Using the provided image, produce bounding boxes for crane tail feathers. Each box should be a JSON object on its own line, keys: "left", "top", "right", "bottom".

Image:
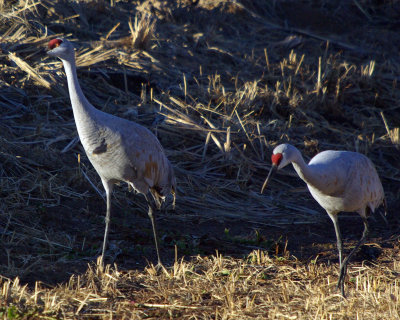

{"left": 149, "top": 184, "right": 176, "bottom": 210}
{"left": 383, "top": 197, "right": 388, "bottom": 216}
{"left": 377, "top": 197, "right": 389, "bottom": 226}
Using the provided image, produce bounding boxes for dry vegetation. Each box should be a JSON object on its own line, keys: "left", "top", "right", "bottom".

{"left": 0, "top": 0, "right": 400, "bottom": 319}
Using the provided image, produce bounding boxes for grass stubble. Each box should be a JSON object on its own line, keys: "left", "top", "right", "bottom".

{"left": 0, "top": 0, "right": 400, "bottom": 318}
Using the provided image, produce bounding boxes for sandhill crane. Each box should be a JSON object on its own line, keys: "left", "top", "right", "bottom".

{"left": 261, "top": 143, "right": 386, "bottom": 297}
{"left": 47, "top": 38, "right": 176, "bottom": 267}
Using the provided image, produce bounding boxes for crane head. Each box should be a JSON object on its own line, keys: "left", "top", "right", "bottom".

{"left": 260, "top": 152, "right": 282, "bottom": 193}
{"left": 260, "top": 144, "right": 297, "bottom": 194}
{"left": 271, "top": 153, "right": 283, "bottom": 166}
{"left": 47, "top": 38, "right": 74, "bottom": 61}
{"left": 48, "top": 38, "right": 63, "bottom": 50}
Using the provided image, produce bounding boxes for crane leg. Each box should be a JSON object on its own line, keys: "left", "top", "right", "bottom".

{"left": 100, "top": 180, "right": 114, "bottom": 267}
{"left": 337, "top": 217, "right": 369, "bottom": 297}
{"left": 145, "top": 192, "right": 162, "bottom": 267}
{"left": 328, "top": 213, "right": 343, "bottom": 266}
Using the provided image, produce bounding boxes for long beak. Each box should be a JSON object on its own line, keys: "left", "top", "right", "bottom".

{"left": 260, "top": 164, "right": 278, "bottom": 194}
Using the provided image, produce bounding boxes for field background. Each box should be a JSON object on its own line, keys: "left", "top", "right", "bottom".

{"left": 1, "top": 0, "right": 400, "bottom": 319}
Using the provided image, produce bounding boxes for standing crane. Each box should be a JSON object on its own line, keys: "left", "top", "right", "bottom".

{"left": 261, "top": 143, "right": 386, "bottom": 297}
{"left": 47, "top": 38, "right": 176, "bottom": 267}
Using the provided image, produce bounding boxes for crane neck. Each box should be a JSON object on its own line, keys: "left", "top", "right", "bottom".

{"left": 61, "top": 56, "right": 98, "bottom": 122}
{"left": 291, "top": 154, "right": 322, "bottom": 189}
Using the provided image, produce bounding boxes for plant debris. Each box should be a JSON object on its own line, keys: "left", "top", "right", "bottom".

{"left": 1, "top": 0, "right": 400, "bottom": 318}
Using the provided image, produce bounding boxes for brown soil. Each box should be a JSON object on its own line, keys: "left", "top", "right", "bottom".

{"left": 1, "top": 0, "right": 399, "bottom": 293}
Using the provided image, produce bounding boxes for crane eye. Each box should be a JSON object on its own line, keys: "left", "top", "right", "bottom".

{"left": 48, "top": 39, "right": 63, "bottom": 50}
{"left": 271, "top": 153, "right": 283, "bottom": 165}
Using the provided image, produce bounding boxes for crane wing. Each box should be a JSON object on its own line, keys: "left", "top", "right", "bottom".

{"left": 307, "top": 151, "right": 350, "bottom": 197}
{"left": 119, "top": 121, "right": 175, "bottom": 198}
{"left": 308, "top": 150, "right": 384, "bottom": 213}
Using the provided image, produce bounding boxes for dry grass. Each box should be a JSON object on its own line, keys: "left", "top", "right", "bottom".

{"left": 1, "top": 251, "right": 400, "bottom": 319}
{"left": 1, "top": 0, "right": 400, "bottom": 318}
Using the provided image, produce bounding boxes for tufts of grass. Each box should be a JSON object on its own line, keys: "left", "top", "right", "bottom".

{"left": 0, "top": 0, "right": 400, "bottom": 318}
{"left": 1, "top": 250, "right": 400, "bottom": 318}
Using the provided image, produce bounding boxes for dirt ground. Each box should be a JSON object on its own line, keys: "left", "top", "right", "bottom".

{"left": 9, "top": 177, "right": 400, "bottom": 288}
{"left": 1, "top": 0, "right": 400, "bottom": 295}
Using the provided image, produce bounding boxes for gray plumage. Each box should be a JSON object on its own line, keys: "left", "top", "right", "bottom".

{"left": 47, "top": 38, "right": 176, "bottom": 266}
{"left": 261, "top": 143, "right": 386, "bottom": 297}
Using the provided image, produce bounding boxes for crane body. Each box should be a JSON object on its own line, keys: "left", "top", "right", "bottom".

{"left": 47, "top": 38, "right": 176, "bottom": 266}
{"left": 261, "top": 143, "right": 385, "bottom": 297}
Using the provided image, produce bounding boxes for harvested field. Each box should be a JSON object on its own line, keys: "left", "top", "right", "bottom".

{"left": 1, "top": 0, "right": 400, "bottom": 318}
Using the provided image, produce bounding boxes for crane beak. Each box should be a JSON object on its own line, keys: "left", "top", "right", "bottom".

{"left": 260, "top": 164, "right": 277, "bottom": 194}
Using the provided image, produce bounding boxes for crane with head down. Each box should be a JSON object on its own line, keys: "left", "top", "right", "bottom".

{"left": 261, "top": 143, "right": 386, "bottom": 297}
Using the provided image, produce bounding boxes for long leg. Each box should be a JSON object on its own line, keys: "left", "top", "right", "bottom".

{"left": 100, "top": 179, "right": 114, "bottom": 267}
{"left": 337, "top": 217, "right": 369, "bottom": 297}
{"left": 145, "top": 192, "right": 162, "bottom": 266}
{"left": 327, "top": 212, "right": 343, "bottom": 267}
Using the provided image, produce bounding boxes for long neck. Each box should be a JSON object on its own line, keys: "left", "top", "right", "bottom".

{"left": 61, "top": 56, "right": 98, "bottom": 126}
{"left": 291, "top": 154, "right": 323, "bottom": 189}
